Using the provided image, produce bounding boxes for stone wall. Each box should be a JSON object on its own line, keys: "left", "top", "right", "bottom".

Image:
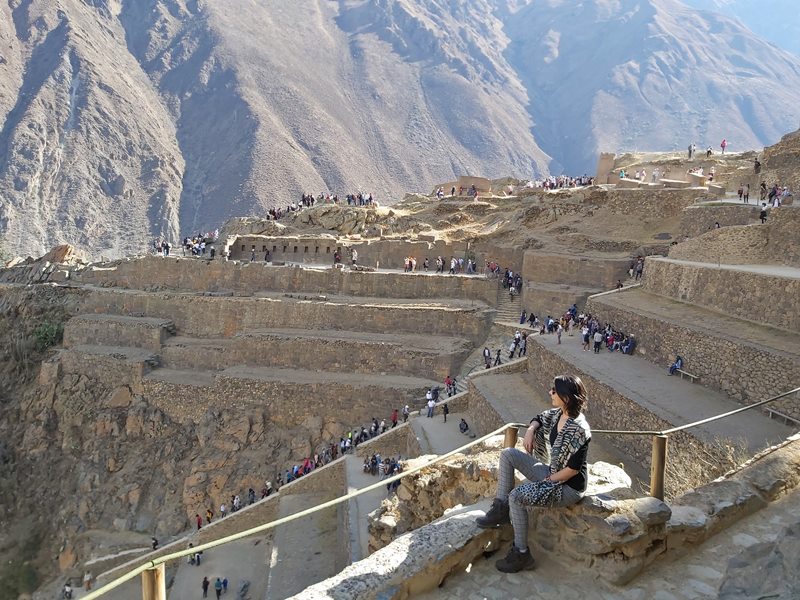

{"left": 526, "top": 340, "right": 731, "bottom": 499}
{"left": 466, "top": 358, "right": 530, "bottom": 436}
{"left": 60, "top": 348, "right": 152, "bottom": 388}
{"left": 142, "top": 371, "right": 433, "bottom": 426}
{"left": 601, "top": 188, "right": 704, "bottom": 221}
{"left": 678, "top": 204, "right": 760, "bottom": 239}
{"left": 669, "top": 206, "right": 800, "bottom": 267}
{"left": 522, "top": 251, "right": 630, "bottom": 289}
{"left": 159, "top": 331, "right": 470, "bottom": 381}
{"left": 77, "top": 288, "right": 493, "bottom": 343}
{"left": 521, "top": 284, "right": 597, "bottom": 317}
{"left": 586, "top": 295, "right": 800, "bottom": 418}
{"left": 642, "top": 257, "right": 800, "bottom": 332}
{"left": 63, "top": 315, "right": 172, "bottom": 352}
{"left": 76, "top": 256, "right": 500, "bottom": 305}
{"left": 354, "top": 423, "right": 419, "bottom": 460}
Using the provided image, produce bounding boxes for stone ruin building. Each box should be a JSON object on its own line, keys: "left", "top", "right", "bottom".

{"left": 0, "top": 130, "right": 798, "bottom": 599}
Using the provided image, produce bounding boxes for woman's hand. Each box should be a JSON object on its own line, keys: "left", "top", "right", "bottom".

{"left": 523, "top": 423, "right": 539, "bottom": 454}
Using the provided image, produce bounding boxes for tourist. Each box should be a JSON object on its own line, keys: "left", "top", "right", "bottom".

{"left": 403, "top": 405, "right": 410, "bottom": 423}
{"left": 483, "top": 346, "right": 492, "bottom": 368}
{"left": 744, "top": 183, "right": 750, "bottom": 203}
{"left": 494, "top": 349, "right": 502, "bottom": 366}
{"left": 214, "top": 577, "right": 223, "bottom": 599}
{"left": 63, "top": 582, "right": 73, "bottom": 599}
{"left": 205, "top": 508, "right": 213, "bottom": 523}
{"left": 220, "top": 502, "right": 227, "bottom": 518}
{"left": 151, "top": 537, "right": 159, "bottom": 550}
{"left": 621, "top": 335, "right": 636, "bottom": 355}
{"left": 760, "top": 203, "right": 768, "bottom": 224}
{"left": 476, "top": 375, "right": 591, "bottom": 573}
{"left": 668, "top": 355, "right": 684, "bottom": 375}
{"left": 202, "top": 577, "right": 210, "bottom": 598}
{"left": 391, "top": 408, "right": 398, "bottom": 428}
{"left": 442, "top": 402, "right": 449, "bottom": 423}
{"left": 592, "top": 330, "right": 603, "bottom": 353}
{"left": 83, "top": 571, "right": 92, "bottom": 592}
{"left": 427, "top": 395, "right": 436, "bottom": 418}
{"left": 222, "top": 578, "right": 228, "bottom": 594}
{"left": 616, "top": 280, "right": 623, "bottom": 290}
{"left": 195, "top": 513, "right": 202, "bottom": 530}
{"left": 459, "top": 418, "right": 470, "bottom": 435}
{"left": 720, "top": 138, "right": 727, "bottom": 154}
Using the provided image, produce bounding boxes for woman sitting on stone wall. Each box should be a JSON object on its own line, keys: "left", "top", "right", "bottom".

{"left": 476, "top": 374, "right": 592, "bottom": 573}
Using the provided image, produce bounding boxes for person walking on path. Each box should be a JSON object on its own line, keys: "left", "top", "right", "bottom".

{"left": 720, "top": 138, "right": 727, "bottom": 154}
{"left": 427, "top": 397, "right": 436, "bottom": 418}
{"left": 443, "top": 402, "right": 450, "bottom": 423}
{"left": 476, "top": 375, "right": 592, "bottom": 573}
{"left": 202, "top": 577, "right": 210, "bottom": 598}
{"left": 494, "top": 349, "right": 502, "bottom": 366}
{"left": 196, "top": 513, "right": 202, "bottom": 530}
{"left": 214, "top": 577, "right": 223, "bottom": 599}
{"left": 483, "top": 346, "right": 492, "bottom": 369}
{"left": 222, "top": 578, "right": 228, "bottom": 594}
{"left": 402, "top": 405, "right": 410, "bottom": 423}
{"left": 83, "top": 572, "right": 93, "bottom": 592}
{"left": 206, "top": 508, "right": 213, "bottom": 524}
{"left": 391, "top": 408, "right": 398, "bottom": 428}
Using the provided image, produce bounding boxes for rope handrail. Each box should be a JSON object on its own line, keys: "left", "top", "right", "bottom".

{"left": 591, "top": 386, "right": 799, "bottom": 437}
{"left": 82, "top": 421, "right": 527, "bottom": 600}
{"left": 82, "top": 386, "right": 798, "bottom": 598}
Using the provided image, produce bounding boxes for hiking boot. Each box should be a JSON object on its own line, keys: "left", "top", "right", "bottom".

{"left": 476, "top": 498, "right": 510, "bottom": 528}
{"left": 495, "top": 545, "right": 535, "bottom": 573}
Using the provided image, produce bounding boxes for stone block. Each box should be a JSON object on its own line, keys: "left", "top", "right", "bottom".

{"left": 292, "top": 504, "right": 503, "bottom": 600}
{"left": 674, "top": 479, "right": 768, "bottom": 537}
{"left": 660, "top": 178, "right": 692, "bottom": 189}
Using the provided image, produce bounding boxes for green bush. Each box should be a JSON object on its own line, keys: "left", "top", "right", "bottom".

{"left": 33, "top": 321, "right": 64, "bottom": 352}
{"left": 0, "top": 561, "right": 39, "bottom": 597}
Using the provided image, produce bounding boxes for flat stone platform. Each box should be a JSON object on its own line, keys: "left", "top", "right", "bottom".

{"left": 532, "top": 335, "right": 794, "bottom": 452}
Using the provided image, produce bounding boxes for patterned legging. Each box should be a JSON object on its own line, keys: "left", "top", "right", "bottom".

{"left": 495, "top": 448, "right": 582, "bottom": 550}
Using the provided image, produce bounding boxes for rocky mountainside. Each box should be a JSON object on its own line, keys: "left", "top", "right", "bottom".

{"left": 2, "top": 0, "right": 800, "bottom": 258}
{"left": 683, "top": 0, "right": 800, "bottom": 56}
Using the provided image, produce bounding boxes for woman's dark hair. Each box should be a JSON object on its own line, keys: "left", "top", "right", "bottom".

{"left": 553, "top": 375, "right": 587, "bottom": 418}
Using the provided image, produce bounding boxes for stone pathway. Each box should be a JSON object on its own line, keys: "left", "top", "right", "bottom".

{"left": 653, "top": 256, "right": 800, "bottom": 280}
{"left": 265, "top": 492, "right": 340, "bottom": 599}
{"left": 416, "top": 487, "right": 800, "bottom": 600}
{"left": 345, "top": 455, "right": 389, "bottom": 562}
{"left": 169, "top": 536, "right": 270, "bottom": 600}
{"left": 533, "top": 335, "right": 794, "bottom": 452}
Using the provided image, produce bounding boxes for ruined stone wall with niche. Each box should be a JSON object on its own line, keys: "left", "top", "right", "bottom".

{"left": 75, "top": 256, "right": 500, "bottom": 306}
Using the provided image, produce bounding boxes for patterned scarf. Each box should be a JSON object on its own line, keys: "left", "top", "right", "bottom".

{"left": 527, "top": 408, "right": 592, "bottom": 506}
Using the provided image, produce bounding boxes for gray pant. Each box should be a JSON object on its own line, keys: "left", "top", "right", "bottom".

{"left": 495, "top": 448, "right": 582, "bottom": 550}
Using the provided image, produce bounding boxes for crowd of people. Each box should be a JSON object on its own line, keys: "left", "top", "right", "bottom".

{"left": 399, "top": 255, "right": 478, "bottom": 274}
{"left": 530, "top": 174, "right": 595, "bottom": 189}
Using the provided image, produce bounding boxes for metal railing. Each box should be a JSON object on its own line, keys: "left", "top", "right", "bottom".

{"left": 84, "top": 386, "right": 798, "bottom": 599}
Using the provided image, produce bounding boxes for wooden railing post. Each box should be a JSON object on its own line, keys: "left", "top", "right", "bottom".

{"left": 141, "top": 564, "right": 166, "bottom": 600}
{"left": 504, "top": 426, "right": 518, "bottom": 448}
{"left": 650, "top": 434, "right": 668, "bottom": 501}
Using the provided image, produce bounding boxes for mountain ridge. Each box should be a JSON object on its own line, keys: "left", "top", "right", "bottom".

{"left": 1, "top": 0, "right": 800, "bottom": 257}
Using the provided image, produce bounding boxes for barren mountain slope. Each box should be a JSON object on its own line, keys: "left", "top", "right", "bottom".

{"left": 3, "top": 0, "right": 800, "bottom": 259}
{"left": 496, "top": 0, "right": 800, "bottom": 172}
{"left": 0, "top": 0, "right": 184, "bottom": 258}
